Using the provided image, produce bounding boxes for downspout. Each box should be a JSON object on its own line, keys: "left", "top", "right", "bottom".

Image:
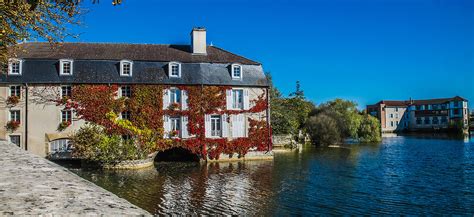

{"left": 24, "top": 83, "right": 28, "bottom": 151}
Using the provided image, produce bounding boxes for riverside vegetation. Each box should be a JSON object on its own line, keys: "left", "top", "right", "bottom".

{"left": 268, "top": 73, "right": 381, "bottom": 146}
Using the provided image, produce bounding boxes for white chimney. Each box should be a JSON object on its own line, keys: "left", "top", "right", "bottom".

{"left": 191, "top": 27, "right": 207, "bottom": 55}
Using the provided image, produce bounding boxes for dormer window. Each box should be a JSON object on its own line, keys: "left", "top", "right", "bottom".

{"left": 169, "top": 62, "right": 181, "bottom": 78}
{"left": 231, "top": 64, "right": 242, "bottom": 80}
{"left": 8, "top": 58, "right": 22, "bottom": 75}
{"left": 120, "top": 60, "right": 133, "bottom": 77}
{"left": 60, "top": 59, "right": 73, "bottom": 76}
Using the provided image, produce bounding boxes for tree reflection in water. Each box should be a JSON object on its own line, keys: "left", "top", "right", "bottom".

{"left": 73, "top": 160, "right": 274, "bottom": 215}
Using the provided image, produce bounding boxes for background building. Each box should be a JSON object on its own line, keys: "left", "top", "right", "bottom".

{"left": 367, "top": 96, "right": 469, "bottom": 133}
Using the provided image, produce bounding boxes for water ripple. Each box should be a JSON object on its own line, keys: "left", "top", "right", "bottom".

{"left": 71, "top": 135, "right": 474, "bottom": 215}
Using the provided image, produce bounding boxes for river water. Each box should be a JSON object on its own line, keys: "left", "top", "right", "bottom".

{"left": 70, "top": 135, "right": 474, "bottom": 215}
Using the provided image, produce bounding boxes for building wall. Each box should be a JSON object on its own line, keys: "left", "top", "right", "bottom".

{"left": 382, "top": 106, "right": 408, "bottom": 132}
{"left": 0, "top": 84, "right": 268, "bottom": 157}
{"left": 408, "top": 101, "right": 468, "bottom": 130}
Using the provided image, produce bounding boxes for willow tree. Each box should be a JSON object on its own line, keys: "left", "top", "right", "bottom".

{"left": 0, "top": 0, "right": 122, "bottom": 65}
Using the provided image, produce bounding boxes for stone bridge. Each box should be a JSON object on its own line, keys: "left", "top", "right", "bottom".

{"left": 0, "top": 141, "right": 150, "bottom": 215}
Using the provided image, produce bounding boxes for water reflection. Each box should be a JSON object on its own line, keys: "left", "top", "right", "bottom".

{"left": 73, "top": 161, "right": 274, "bottom": 215}
{"left": 71, "top": 135, "right": 474, "bottom": 215}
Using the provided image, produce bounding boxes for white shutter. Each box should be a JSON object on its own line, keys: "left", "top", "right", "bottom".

{"left": 226, "top": 89, "right": 232, "bottom": 110}
{"left": 205, "top": 114, "right": 211, "bottom": 138}
{"left": 163, "top": 89, "right": 170, "bottom": 109}
{"left": 243, "top": 114, "right": 248, "bottom": 137}
{"left": 232, "top": 114, "right": 246, "bottom": 138}
{"left": 232, "top": 115, "right": 238, "bottom": 138}
{"left": 163, "top": 115, "right": 170, "bottom": 138}
{"left": 243, "top": 89, "right": 250, "bottom": 110}
{"left": 182, "top": 90, "right": 188, "bottom": 110}
{"left": 181, "top": 116, "right": 189, "bottom": 138}
{"left": 222, "top": 114, "right": 228, "bottom": 138}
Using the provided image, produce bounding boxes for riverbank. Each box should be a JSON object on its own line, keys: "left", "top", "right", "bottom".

{"left": 0, "top": 141, "right": 150, "bottom": 216}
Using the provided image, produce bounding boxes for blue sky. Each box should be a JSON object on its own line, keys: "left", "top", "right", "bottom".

{"left": 68, "top": 0, "right": 473, "bottom": 109}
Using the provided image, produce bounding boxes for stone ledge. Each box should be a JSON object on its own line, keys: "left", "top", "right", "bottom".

{"left": 0, "top": 141, "right": 150, "bottom": 216}
{"left": 207, "top": 151, "right": 274, "bottom": 162}
{"left": 102, "top": 156, "right": 155, "bottom": 170}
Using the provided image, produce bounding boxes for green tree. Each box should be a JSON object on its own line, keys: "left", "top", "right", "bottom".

{"left": 306, "top": 114, "right": 341, "bottom": 146}
{"left": 306, "top": 99, "right": 381, "bottom": 145}
{"left": 266, "top": 73, "right": 314, "bottom": 136}
{"left": 289, "top": 80, "right": 304, "bottom": 99}
{"left": 1, "top": 0, "right": 122, "bottom": 65}
{"left": 266, "top": 72, "right": 291, "bottom": 134}
{"left": 358, "top": 114, "right": 382, "bottom": 143}
{"left": 311, "top": 99, "right": 361, "bottom": 138}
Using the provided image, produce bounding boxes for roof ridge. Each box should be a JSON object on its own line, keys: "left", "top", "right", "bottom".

{"left": 14, "top": 42, "right": 262, "bottom": 65}
{"left": 21, "top": 42, "right": 186, "bottom": 46}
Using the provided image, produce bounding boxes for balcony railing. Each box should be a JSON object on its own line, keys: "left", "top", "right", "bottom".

{"left": 414, "top": 110, "right": 448, "bottom": 116}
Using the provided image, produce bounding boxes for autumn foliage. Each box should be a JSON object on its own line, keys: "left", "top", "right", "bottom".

{"left": 60, "top": 84, "right": 271, "bottom": 161}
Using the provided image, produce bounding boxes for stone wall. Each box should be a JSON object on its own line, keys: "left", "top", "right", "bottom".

{"left": 272, "top": 134, "right": 296, "bottom": 147}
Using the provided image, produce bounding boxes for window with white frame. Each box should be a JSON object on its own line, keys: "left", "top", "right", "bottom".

{"left": 120, "top": 85, "right": 131, "bottom": 98}
{"left": 60, "top": 59, "right": 73, "bottom": 75}
{"left": 232, "top": 89, "right": 244, "bottom": 109}
{"left": 169, "top": 62, "right": 181, "bottom": 78}
{"left": 10, "top": 110, "right": 20, "bottom": 123}
{"left": 8, "top": 59, "right": 22, "bottom": 75}
{"left": 10, "top": 135, "right": 20, "bottom": 147}
{"left": 170, "top": 117, "right": 181, "bottom": 137}
{"left": 50, "top": 139, "right": 73, "bottom": 153}
{"left": 210, "top": 115, "right": 222, "bottom": 137}
{"left": 231, "top": 64, "right": 242, "bottom": 79}
{"left": 170, "top": 88, "right": 181, "bottom": 104}
{"left": 120, "top": 60, "right": 133, "bottom": 76}
{"left": 61, "top": 110, "right": 72, "bottom": 123}
{"left": 9, "top": 85, "right": 21, "bottom": 98}
{"left": 61, "top": 85, "right": 72, "bottom": 98}
{"left": 121, "top": 111, "right": 131, "bottom": 120}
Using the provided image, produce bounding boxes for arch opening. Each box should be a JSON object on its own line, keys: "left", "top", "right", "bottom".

{"left": 154, "top": 147, "right": 200, "bottom": 162}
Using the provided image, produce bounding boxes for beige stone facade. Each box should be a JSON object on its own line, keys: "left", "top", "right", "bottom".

{"left": 0, "top": 84, "right": 268, "bottom": 157}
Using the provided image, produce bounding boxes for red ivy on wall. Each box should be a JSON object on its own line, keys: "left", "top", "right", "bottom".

{"left": 58, "top": 84, "right": 271, "bottom": 160}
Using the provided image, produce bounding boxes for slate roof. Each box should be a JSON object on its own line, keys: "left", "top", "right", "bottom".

{"left": 372, "top": 96, "right": 468, "bottom": 107}
{"left": 13, "top": 42, "right": 260, "bottom": 65}
{"left": 2, "top": 43, "right": 268, "bottom": 87}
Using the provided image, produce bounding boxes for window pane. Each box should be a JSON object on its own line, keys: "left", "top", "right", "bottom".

{"left": 62, "top": 110, "right": 72, "bottom": 122}
{"left": 10, "top": 135, "right": 20, "bottom": 147}
{"left": 170, "top": 89, "right": 181, "bottom": 103}
{"left": 10, "top": 61, "right": 20, "bottom": 74}
{"left": 10, "top": 86, "right": 21, "bottom": 97}
{"left": 171, "top": 65, "right": 179, "bottom": 76}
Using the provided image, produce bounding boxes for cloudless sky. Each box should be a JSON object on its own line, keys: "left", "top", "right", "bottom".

{"left": 66, "top": 0, "right": 474, "bottom": 109}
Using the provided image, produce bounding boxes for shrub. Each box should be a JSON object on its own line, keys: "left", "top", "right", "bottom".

{"left": 72, "top": 124, "right": 146, "bottom": 164}
{"left": 306, "top": 114, "right": 341, "bottom": 146}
